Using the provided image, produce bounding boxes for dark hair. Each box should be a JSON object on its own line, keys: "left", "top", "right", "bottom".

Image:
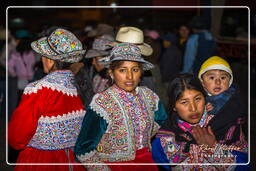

{"left": 108, "top": 60, "right": 143, "bottom": 85}
{"left": 48, "top": 60, "right": 72, "bottom": 73}
{"left": 168, "top": 73, "right": 206, "bottom": 112}
{"left": 162, "top": 73, "right": 206, "bottom": 152}
{"left": 16, "top": 37, "right": 32, "bottom": 55}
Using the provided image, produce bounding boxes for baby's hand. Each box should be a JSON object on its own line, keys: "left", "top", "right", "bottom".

{"left": 206, "top": 102, "right": 214, "bottom": 112}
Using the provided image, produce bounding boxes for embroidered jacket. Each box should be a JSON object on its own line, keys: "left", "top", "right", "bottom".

{"left": 8, "top": 70, "right": 86, "bottom": 151}
{"left": 75, "top": 84, "right": 167, "bottom": 167}
{"left": 152, "top": 112, "right": 248, "bottom": 171}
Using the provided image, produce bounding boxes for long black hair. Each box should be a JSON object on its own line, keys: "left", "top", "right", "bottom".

{"left": 162, "top": 73, "right": 206, "bottom": 152}
{"left": 16, "top": 37, "right": 32, "bottom": 56}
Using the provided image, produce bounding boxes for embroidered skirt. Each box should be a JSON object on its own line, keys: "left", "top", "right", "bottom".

{"left": 106, "top": 148, "right": 158, "bottom": 171}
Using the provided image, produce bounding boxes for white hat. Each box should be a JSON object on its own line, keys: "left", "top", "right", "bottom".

{"left": 112, "top": 26, "right": 153, "bottom": 56}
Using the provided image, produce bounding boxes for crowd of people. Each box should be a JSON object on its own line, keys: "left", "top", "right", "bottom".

{"left": 0, "top": 16, "right": 249, "bottom": 171}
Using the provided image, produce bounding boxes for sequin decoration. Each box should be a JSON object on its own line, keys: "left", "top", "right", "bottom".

{"left": 28, "top": 109, "right": 85, "bottom": 150}
{"left": 89, "top": 85, "right": 159, "bottom": 162}
{"left": 24, "top": 70, "right": 78, "bottom": 96}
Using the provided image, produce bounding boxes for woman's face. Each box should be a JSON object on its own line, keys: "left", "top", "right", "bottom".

{"left": 41, "top": 56, "right": 54, "bottom": 73}
{"left": 92, "top": 56, "right": 105, "bottom": 72}
{"left": 110, "top": 61, "right": 142, "bottom": 94}
{"left": 174, "top": 89, "right": 205, "bottom": 124}
{"left": 179, "top": 26, "right": 190, "bottom": 39}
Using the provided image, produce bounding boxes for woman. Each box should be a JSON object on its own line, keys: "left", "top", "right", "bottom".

{"left": 85, "top": 37, "right": 113, "bottom": 93}
{"left": 74, "top": 43, "right": 167, "bottom": 170}
{"left": 152, "top": 74, "right": 248, "bottom": 170}
{"left": 8, "top": 36, "right": 36, "bottom": 102}
{"left": 8, "top": 28, "right": 86, "bottom": 171}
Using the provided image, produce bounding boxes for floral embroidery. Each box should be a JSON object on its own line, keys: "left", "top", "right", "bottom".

{"left": 86, "top": 85, "right": 159, "bottom": 162}
{"left": 28, "top": 109, "right": 85, "bottom": 150}
{"left": 24, "top": 70, "right": 78, "bottom": 96}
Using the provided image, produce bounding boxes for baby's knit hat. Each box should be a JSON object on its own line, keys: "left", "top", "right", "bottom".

{"left": 198, "top": 56, "right": 233, "bottom": 87}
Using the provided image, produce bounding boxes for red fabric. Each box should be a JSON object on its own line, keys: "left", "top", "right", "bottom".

{"left": 15, "top": 147, "right": 85, "bottom": 171}
{"left": 8, "top": 87, "right": 84, "bottom": 150}
{"left": 106, "top": 148, "right": 158, "bottom": 171}
{"left": 8, "top": 87, "right": 85, "bottom": 171}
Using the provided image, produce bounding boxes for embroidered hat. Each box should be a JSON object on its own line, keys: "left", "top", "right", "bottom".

{"left": 198, "top": 56, "right": 233, "bottom": 86}
{"left": 31, "top": 28, "right": 86, "bottom": 63}
{"left": 99, "top": 43, "right": 154, "bottom": 70}
{"left": 85, "top": 37, "right": 113, "bottom": 58}
{"left": 111, "top": 26, "right": 153, "bottom": 56}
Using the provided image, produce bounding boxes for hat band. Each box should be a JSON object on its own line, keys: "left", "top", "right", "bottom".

{"left": 116, "top": 40, "right": 144, "bottom": 46}
{"left": 46, "top": 38, "right": 62, "bottom": 56}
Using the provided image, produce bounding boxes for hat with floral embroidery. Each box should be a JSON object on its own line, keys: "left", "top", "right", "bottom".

{"left": 99, "top": 43, "right": 154, "bottom": 70}
{"left": 85, "top": 37, "right": 113, "bottom": 58}
{"left": 31, "top": 28, "right": 86, "bottom": 63}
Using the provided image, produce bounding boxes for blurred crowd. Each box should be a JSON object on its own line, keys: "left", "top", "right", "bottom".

{"left": 0, "top": 16, "right": 221, "bottom": 117}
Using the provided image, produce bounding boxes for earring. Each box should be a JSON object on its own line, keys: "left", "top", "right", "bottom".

{"left": 110, "top": 76, "right": 114, "bottom": 84}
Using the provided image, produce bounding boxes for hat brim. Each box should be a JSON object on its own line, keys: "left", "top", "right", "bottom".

{"left": 31, "top": 37, "right": 86, "bottom": 63}
{"left": 99, "top": 56, "right": 154, "bottom": 71}
{"left": 85, "top": 49, "right": 109, "bottom": 59}
{"left": 109, "top": 42, "right": 153, "bottom": 56}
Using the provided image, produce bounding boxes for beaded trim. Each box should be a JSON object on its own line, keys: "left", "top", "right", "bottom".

{"left": 77, "top": 150, "right": 97, "bottom": 162}
{"left": 38, "top": 109, "right": 85, "bottom": 123}
{"left": 27, "top": 109, "right": 85, "bottom": 150}
{"left": 24, "top": 71, "right": 78, "bottom": 96}
{"left": 85, "top": 86, "right": 159, "bottom": 162}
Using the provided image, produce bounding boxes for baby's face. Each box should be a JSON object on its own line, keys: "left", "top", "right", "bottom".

{"left": 201, "top": 70, "right": 231, "bottom": 96}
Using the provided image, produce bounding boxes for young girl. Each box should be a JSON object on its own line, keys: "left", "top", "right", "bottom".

{"left": 152, "top": 73, "right": 248, "bottom": 170}
{"left": 74, "top": 43, "right": 167, "bottom": 170}
{"left": 8, "top": 28, "right": 86, "bottom": 171}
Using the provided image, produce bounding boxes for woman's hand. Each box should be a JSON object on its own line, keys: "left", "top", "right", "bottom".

{"left": 191, "top": 126, "right": 216, "bottom": 147}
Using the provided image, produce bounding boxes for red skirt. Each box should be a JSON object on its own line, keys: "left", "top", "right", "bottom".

{"left": 106, "top": 148, "right": 158, "bottom": 171}
{"left": 14, "top": 147, "right": 85, "bottom": 171}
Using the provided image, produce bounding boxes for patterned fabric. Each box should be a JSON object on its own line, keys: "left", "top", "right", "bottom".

{"left": 28, "top": 109, "right": 85, "bottom": 150}
{"left": 92, "top": 38, "right": 112, "bottom": 51}
{"left": 99, "top": 43, "right": 154, "bottom": 70}
{"left": 24, "top": 70, "right": 78, "bottom": 96}
{"left": 76, "top": 84, "right": 164, "bottom": 165}
{"left": 92, "top": 74, "right": 109, "bottom": 93}
{"left": 152, "top": 112, "right": 248, "bottom": 171}
{"left": 8, "top": 70, "right": 86, "bottom": 169}
{"left": 31, "top": 28, "right": 86, "bottom": 63}
{"left": 177, "top": 109, "right": 213, "bottom": 133}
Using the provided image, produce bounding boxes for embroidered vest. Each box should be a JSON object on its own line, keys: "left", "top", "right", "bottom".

{"left": 90, "top": 86, "right": 159, "bottom": 162}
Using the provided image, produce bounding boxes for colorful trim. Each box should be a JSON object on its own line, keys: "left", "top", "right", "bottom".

{"left": 27, "top": 109, "right": 85, "bottom": 150}
{"left": 24, "top": 71, "right": 78, "bottom": 96}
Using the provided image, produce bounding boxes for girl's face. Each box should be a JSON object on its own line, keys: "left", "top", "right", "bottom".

{"left": 41, "top": 56, "right": 55, "bottom": 73}
{"left": 174, "top": 89, "right": 205, "bottom": 124}
{"left": 110, "top": 61, "right": 142, "bottom": 94}
{"left": 92, "top": 56, "right": 105, "bottom": 72}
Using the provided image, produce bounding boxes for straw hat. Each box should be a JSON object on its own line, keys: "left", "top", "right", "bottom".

{"left": 112, "top": 27, "right": 153, "bottom": 56}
